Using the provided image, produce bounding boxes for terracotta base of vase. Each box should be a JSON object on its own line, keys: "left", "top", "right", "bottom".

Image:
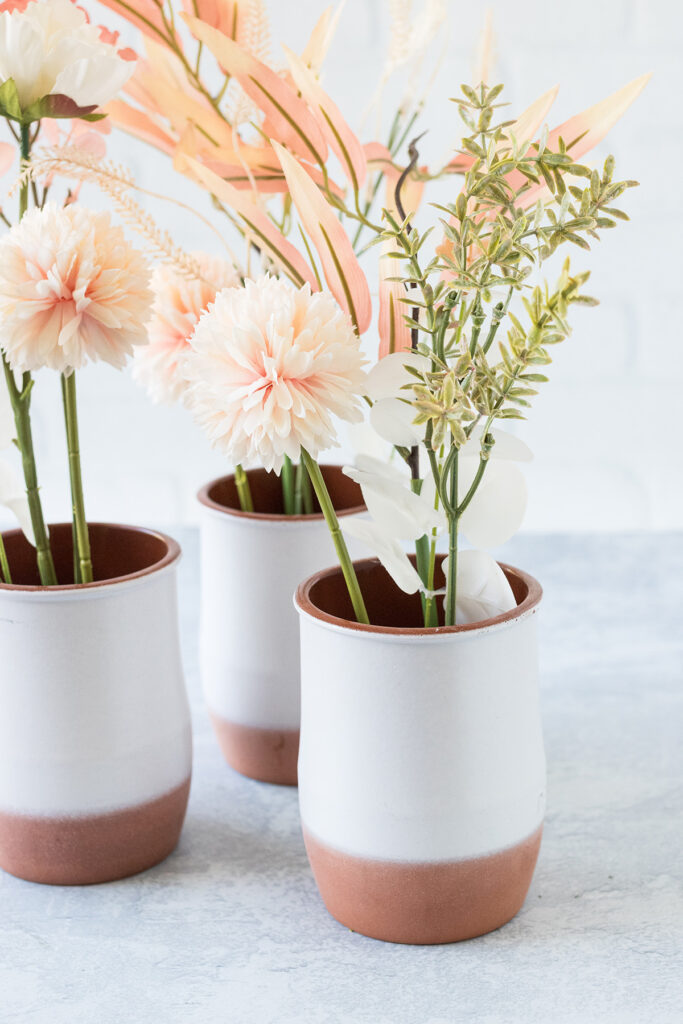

{"left": 210, "top": 713, "right": 299, "bottom": 786}
{"left": 0, "top": 777, "right": 191, "bottom": 885}
{"left": 303, "top": 824, "right": 543, "bottom": 945}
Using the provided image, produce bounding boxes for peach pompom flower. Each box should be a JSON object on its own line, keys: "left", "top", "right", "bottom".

{"left": 133, "top": 253, "right": 239, "bottom": 405}
{"left": 184, "top": 275, "right": 366, "bottom": 473}
{"left": 0, "top": 202, "right": 152, "bottom": 374}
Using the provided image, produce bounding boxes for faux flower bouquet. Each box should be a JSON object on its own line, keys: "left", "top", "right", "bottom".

{"left": 0, "top": 0, "right": 153, "bottom": 586}
{"left": 84, "top": 0, "right": 646, "bottom": 627}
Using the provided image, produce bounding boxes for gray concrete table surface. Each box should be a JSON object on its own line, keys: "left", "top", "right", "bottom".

{"left": 1, "top": 531, "right": 681, "bottom": 1024}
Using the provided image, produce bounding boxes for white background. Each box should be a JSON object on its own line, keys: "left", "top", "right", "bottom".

{"left": 2, "top": 0, "right": 680, "bottom": 532}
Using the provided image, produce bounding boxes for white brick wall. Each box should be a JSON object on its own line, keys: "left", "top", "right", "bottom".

{"left": 2, "top": 0, "right": 680, "bottom": 532}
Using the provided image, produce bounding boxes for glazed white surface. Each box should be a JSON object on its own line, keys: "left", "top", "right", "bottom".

{"left": 199, "top": 502, "right": 361, "bottom": 730}
{"left": 0, "top": 563, "right": 192, "bottom": 816}
{"left": 296, "top": 606, "right": 546, "bottom": 862}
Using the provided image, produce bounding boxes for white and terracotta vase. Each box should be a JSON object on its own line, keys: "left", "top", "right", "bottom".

{"left": 198, "top": 466, "right": 364, "bottom": 786}
{"left": 0, "top": 523, "right": 192, "bottom": 886}
{"left": 295, "top": 556, "right": 545, "bottom": 944}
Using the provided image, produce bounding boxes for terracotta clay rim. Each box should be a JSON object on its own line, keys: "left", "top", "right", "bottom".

{"left": 197, "top": 466, "right": 365, "bottom": 522}
{"left": 0, "top": 522, "right": 181, "bottom": 593}
{"left": 295, "top": 557, "right": 543, "bottom": 636}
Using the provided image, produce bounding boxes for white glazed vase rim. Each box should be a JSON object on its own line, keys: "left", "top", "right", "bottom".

{"left": 295, "top": 557, "right": 543, "bottom": 642}
{"left": 0, "top": 522, "right": 181, "bottom": 596}
{"left": 197, "top": 465, "right": 365, "bottom": 524}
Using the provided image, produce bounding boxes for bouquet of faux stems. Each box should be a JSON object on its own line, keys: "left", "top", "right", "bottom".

{"left": 79, "top": 0, "right": 646, "bottom": 627}
{"left": 23, "top": 0, "right": 646, "bottom": 626}
{"left": 0, "top": 0, "right": 152, "bottom": 587}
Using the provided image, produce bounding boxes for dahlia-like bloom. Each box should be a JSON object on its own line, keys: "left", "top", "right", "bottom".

{"left": 0, "top": 0, "right": 134, "bottom": 113}
{"left": 0, "top": 203, "right": 152, "bottom": 373}
{"left": 184, "top": 276, "right": 366, "bottom": 473}
{"left": 133, "top": 254, "right": 239, "bottom": 405}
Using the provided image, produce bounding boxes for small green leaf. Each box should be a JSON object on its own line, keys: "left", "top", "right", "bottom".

{"left": 0, "top": 78, "right": 22, "bottom": 122}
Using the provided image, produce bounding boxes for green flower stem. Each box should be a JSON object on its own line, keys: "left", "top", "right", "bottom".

{"left": 422, "top": 533, "right": 439, "bottom": 628}
{"left": 300, "top": 449, "right": 370, "bottom": 625}
{"left": 234, "top": 464, "right": 253, "bottom": 512}
{"left": 19, "top": 123, "right": 30, "bottom": 217}
{"left": 281, "top": 454, "right": 295, "bottom": 515}
{"left": 3, "top": 358, "right": 57, "bottom": 586}
{"left": 293, "top": 459, "right": 312, "bottom": 516}
{"left": 444, "top": 448, "right": 459, "bottom": 627}
{"left": 410, "top": 477, "right": 431, "bottom": 623}
{"left": 301, "top": 461, "right": 313, "bottom": 515}
{"left": 61, "top": 372, "right": 92, "bottom": 585}
{"left": 0, "top": 531, "right": 11, "bottom": 584}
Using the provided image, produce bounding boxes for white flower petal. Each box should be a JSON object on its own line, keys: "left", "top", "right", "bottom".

{"left": 341, "top": 517, "right": 424, "bottom": 594}
{"left": 0, "top": 0, "right": 134, "bottom": 110}
{"left": 52, "top": 53, "right": 133, "bottom": 109}
{"left": 0, "top": 459, "right": 34, "bottom": 545}
{"left": 364, "top": 351, "right": 429, "bottom": 402}
{"left": 345, "top": 420, "right": 393, "bottom": 462}
{"left": 370, "top": 397, "right": 422, "bottom": 447}
{"left": 461, "top": 426, "right": 534, "bottom": 463}
{"left": 459, "top": 461, "right": 527, "bottom": 548}
{"left": 442, "top": 549, "right": 517, "bottom": 625}
{"left": 344, "top": 461, "right": 441, "bottom": 541}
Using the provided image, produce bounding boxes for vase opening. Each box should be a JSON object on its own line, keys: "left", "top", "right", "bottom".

{"left": 0, "top": 523, "right": 178, "bottom": 589}
{"left": 198, "top": 465, "right": 364, "bottom": 519}
{"left": 298, "top": 555, "right": 541, "bottom": 633}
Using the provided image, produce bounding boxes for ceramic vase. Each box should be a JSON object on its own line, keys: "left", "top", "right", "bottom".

{"left": 0, "top": 523, "right": 192, "bottom": 885}
{"left": 295, "top": 555, "right": 545, "bottom": 944}
{"left": 198, "top": 465, "right": 363, "bottom": 786}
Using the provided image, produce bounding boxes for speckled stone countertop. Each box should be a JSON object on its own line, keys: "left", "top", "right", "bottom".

{"left": 1, "top": 532, "right": 681, "bottom": 1024}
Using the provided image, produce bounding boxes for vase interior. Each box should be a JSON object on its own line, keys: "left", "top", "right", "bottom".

{"left": 202, "top": 465, "right": 363, "bottom": 517}
{"left": 0, "top": 523, "right": 173, "bottom": 587}
{"left": 305, "top": 555, "right": 531, "bottom": 630}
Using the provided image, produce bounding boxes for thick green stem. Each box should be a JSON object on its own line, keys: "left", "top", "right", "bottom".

{"left": 300, "top": 450, "right": 370, "bottom": 625}
{"left": 3, "top": 359, "right": 57, "bottom": 586}
{"left": 293, "top": 460, "right": 311, "bottom": 516}
{"left": 281, "top": 454, "right": 295, "bottom": 515}
{"left": 444, "top": 449, "right": 459, "bottom": 627}
{"left": 234, "top": 464, "right": 253, "bottom": 512}
{"left": 301, "top": 461, "right": 313, "bottom": 514}
{"left": 61, "top": 372, "right": 92, "bottom": 584}
{"left": 0, "top": 531, "right": 11, "bottom": 584}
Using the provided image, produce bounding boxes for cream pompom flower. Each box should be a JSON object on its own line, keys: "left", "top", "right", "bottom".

{"left": 133, "top": 254, "right": 239, "bottom": 405}
{"left": 184, "top": 276, "right": 366, "bottom": 473}
{"left": 0, "top": 202, "right": 152, "bottom": 373}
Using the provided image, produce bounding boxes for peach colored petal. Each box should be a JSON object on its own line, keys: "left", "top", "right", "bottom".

{"left": 181, "top": 0, "right": 241, "bottom": 39}
{"left": 301, "top": 4, "right": 344, "bottom": 73}
{"left": 273, "top": 141, "right": 372, "bottom": 334}
{"left": 176, "top": 153, "right": 319, "bottom": 290}
{"left": 98, "top": 0, "right": 168, "bottom": 42}
{"left": 283, "top": 43, "right": 366, "bottom": 190}
{"left": 504, "top": 85, "right": 559, "bottom": 145}
{"left": 0, "top": 203, "right": 151, "bottom": 374}
{"left": 512, "top": 74, "right": 651, "bottom": 209}
{"left": 182, "top": 13, "right": 329, "bottom": 166}
{"left": 378, "top": 177, "right": 418, "bottom": 358}
{"left": 105, "top": 99, "right": 177, "bottom": 155}
{"left": 0, "top": 141, "right": 14, "bottom": 177}
{"left": 134, "top": 252, "right": 238, "bottom": 405}
{"left": 184, "top": 275, "right": 366, "bottom": 473}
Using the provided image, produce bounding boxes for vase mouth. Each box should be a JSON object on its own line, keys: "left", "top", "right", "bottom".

{"left": 295, "top": 556, "right": 543, "bottom": 638}
{"left": 0, "top": 522, "right": 181, "bottom": 593}
{"left": 197, "top": 464, "right": 365, "bottom": 522}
